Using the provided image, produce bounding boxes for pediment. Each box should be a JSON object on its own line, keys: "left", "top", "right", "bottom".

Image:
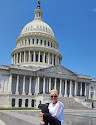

{"left": 39, "top": 65, "right": 76, "bottom": 76}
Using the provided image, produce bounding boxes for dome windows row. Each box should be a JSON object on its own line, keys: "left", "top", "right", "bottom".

{"left": 12, "top": 51, "right": 61, "bottom": 66}
{"left": 22, "top": 24, "right": 54, "bottom": 36}
{"left": 16, "top": 38, "right": 58, "bottom": 49}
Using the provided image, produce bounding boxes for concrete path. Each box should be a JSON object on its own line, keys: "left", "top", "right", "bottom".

{"left": 0, "top": 110, "right": 41, "bottom": 125}
{"left": 0, "top": 109, "right": 96, "bottom": 125}
{"left": 0, "top": 119, "right": 6, "bottom": 125}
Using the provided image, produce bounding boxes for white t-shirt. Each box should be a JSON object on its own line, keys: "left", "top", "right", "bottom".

{"left": 48, "top": 101, "right": 64, "bottom": 125}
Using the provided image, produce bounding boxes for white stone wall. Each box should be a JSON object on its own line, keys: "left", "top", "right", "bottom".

{"left": 0, "top": 70, "right": 9, "bottom": 94}
{"left": 0, "top": 95, "right": 9, "bottom": 108}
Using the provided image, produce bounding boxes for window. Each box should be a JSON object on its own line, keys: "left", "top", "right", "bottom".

{"left": 36, "top": 54, "right": 38, "bottom": 62}
{"left": 33, "top": 39, "right": 34, "bottom": 44}
{"left": 21, "top": 55, "right": 22, "bottom": 62}
{"left": 37, "top": 39, "right": 38, "bottom": 44}
{"left": 51, "top": 43, "right": 52, "bottom": 47}
{"left": 91, "top": 87, "right": 93, "bottom": 89}
{"left": 41, "top": 40, "right": 42, "bottom": 45}
{"left": 44, "top": 40, "right": 46, "bottom": 45}
{"left": 45, "top": 55, "right": 46, "bottom": 63}
{"left": 54, "top": 56, "right": 55, "bottom": 65}
{"left": 32, "top": 54, "right": 33, "bottom": 62}
{"left": 48, "top": 42, "right": 49, "bottom": 46}
{"left": 12, "top": 98, "right": 15, "bottom": 107}
{"left": 40, "top": 55, "right": 42, "bottom": 62}
{"left": 25, "top": 99, "right": 28, "bottom": 107}
{"left": 29, "top": 39, "right": 30, "bottom": 45}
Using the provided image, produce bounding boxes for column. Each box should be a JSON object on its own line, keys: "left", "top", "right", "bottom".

{"left": 12, "top": 56, "right": 13, "bottom": 64}
{"left": 34, "top": 51, "right": 35, "bottom": 62}
{"left": 89, "top": 88, "right": 91, "bottom": 99}
{"left": 34, "top": 38, "right": 36, "bottom": 45}
{"left": 37, "top": 76, "right": 40, "bottom": 94}
{"left": 22, "top": 76, "right": 26, "bottom": 95}
{"left": 16, "top": 53, "right": 18, "bottom": 64}
{"left": 20, "top": 52, "right": 21, "bottom": 63}
{"left": 16, "top": 75, "right": 19, "bottom": 95}
{"left": 24, "top": 51, "right": 26, "bottom": 63}
{"left": 59, "top": 79, "right": 62, "bottom": 97}
{"left": 55, "top": 55, "right": 57, "bottom": 65}
{"left": 43, "top": 77, "right": 46, "bottom": 93}
{"left": 64, "top": 80, "right": 68, "bottom": 97}
{"left": 8, "top": 74, "right": 12, "bottom": 94}
{"left": 35, "top": 77, "right": 37, "bottom": 95}
{"left": 38, "top": 51, "right": 40, "bottom": 62}
{"left": 47, "top": 79, "right": 49, "bottom": 93}
{"left": 29, "top": 51, "right": 31, "bottom": 63}
{"left": 29, "top": 77, "right": 32, "bottom": 95}
{"left": 14, "top": 54, "right": 15, "bottom": 64}
{"left": 49, "top": 78, "right": 51, "bottom": 93}
{"left": 69, "top": 80, "right": 73, "bottom": 97}
{"left": 48, "top": 53, "right": 50, "bottom": 64}
{"left": 52, "top": 54, "right": 54, "bottom": 65}
{"left": 28, "top": 99, "right": 31, "bottom": 108}
{"left": 15, "top": 99, "right": 19, "bottom": 108}
{"left": 43, "top": 52, "right": 45, "bottom": 63}
{"left": 80, "top": 82, "right": 82, "bottom": 96}
{"left": 38, "top": 39, "right": 40, "bottom": 45}
{"left": 54, "top": 78, "right": 57, "bottom": 90}
{"left": 58, "top": 57, "right": 59, "bottom": 65}
{"left": 74, "top": 81, "right": 78, "bottom": 96}
{"left": 85, "top": 83, "right": 87, "bottom": 97}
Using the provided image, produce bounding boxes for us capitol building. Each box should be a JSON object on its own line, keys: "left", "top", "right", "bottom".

{"left": 0, "top": 1, "right": 96, "bottom": 108}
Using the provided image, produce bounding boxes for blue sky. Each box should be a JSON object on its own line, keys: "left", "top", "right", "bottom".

{"left": 0, "top": 0, "right": 96, "bottom": 78}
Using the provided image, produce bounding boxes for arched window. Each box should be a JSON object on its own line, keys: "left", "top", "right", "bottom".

{"left": 32, "top": 100, "right": 34, "bottom": 107}
{"left": 44, "top": 40, "right": 46, "bottom": 46}
{"left": 51, "top": 43, "right": 52, "bottom": 47}
{"left": 48, "top": 42, "right": 49, "bottom": 46}
{"left": 25, "top": 99, "right": 28, "bottom": 107}
{"left": 12, "top": 98, "right": 15, "bottom": 107}
{"left": 32, "top": 54, "right": 33, "bottom": 62}
{"left": 29, "top": 39, "right": 30, "bottom": 45}
{"left": 41, "top": 40, "right": 42, "bottom": 45}
{"left": 33, "top": 39, "right": 34, "bottom": 44}
{"left": 19, "top": 99, "right": 22, "bottom": 107}
{"left": 40, "top": 55, "right": 42, "bottom": 62}
{"left": 37, "top": 39, "right": 38, "bottom": 44}
{"left": 36, "top": 54, "right": 38, "bottom": 62}
{"left": 45, "top": 55, "right": 47, "bottom": 63}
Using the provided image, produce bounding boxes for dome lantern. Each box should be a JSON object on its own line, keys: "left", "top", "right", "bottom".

{"left": 34, "top": 0, "right": 43, "bottom": 21}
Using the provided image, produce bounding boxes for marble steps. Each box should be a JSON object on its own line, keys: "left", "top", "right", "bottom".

{"left": 58, "top": 97, "right": 90, "bottom": 110}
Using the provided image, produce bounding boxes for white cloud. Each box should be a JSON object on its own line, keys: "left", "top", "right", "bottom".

{"left": 93, "top": 8, "right": 96, "bottom": 12}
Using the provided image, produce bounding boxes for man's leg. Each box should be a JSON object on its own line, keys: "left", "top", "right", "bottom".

{"left": 43, "top": 113, "right": 61, "bottom": 125}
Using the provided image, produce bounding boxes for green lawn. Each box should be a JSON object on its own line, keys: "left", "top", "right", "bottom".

{"left": 0, "top": 108, "right": 40, "bottom": 110}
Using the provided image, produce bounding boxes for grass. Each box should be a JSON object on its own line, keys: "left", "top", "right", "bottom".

{"left": 0, "top": 108, "right": 41, "bottom": 110}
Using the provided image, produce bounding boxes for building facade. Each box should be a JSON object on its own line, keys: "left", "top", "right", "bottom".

{"left": 0, "top": 1, "right": 96, "bottom": 108}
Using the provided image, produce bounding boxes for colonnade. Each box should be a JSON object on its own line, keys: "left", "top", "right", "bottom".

{"left": 12, "top": 51, "right": 61, "bottom": 65}
{"left": 9, "top": 74, "right": 88, "bottom": 98}
{"left": 16, "top": 38, "right": 58, "bottom": 50}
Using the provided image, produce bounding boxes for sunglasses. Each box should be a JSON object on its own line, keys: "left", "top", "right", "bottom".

{"left": 51, "top": 96, "right": 57, "bottom": 98}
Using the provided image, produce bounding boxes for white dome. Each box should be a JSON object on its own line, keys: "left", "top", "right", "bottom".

{"left": 21, "top": 19, "right": 54, "bottom": 37}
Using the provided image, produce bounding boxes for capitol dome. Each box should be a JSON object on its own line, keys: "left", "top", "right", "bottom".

{"left": 21, "top": 19, "right": 54, "bottom": 37}
{"left": 11, "top": 1, "right": 62, "bottom": 68}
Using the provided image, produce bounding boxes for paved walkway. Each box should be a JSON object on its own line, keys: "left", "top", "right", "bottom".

{"left": 0, "top": 109, "right": 96, "bottom": 125}
{"left": 0, "top": 119, "right": 6, "bottom": 125}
